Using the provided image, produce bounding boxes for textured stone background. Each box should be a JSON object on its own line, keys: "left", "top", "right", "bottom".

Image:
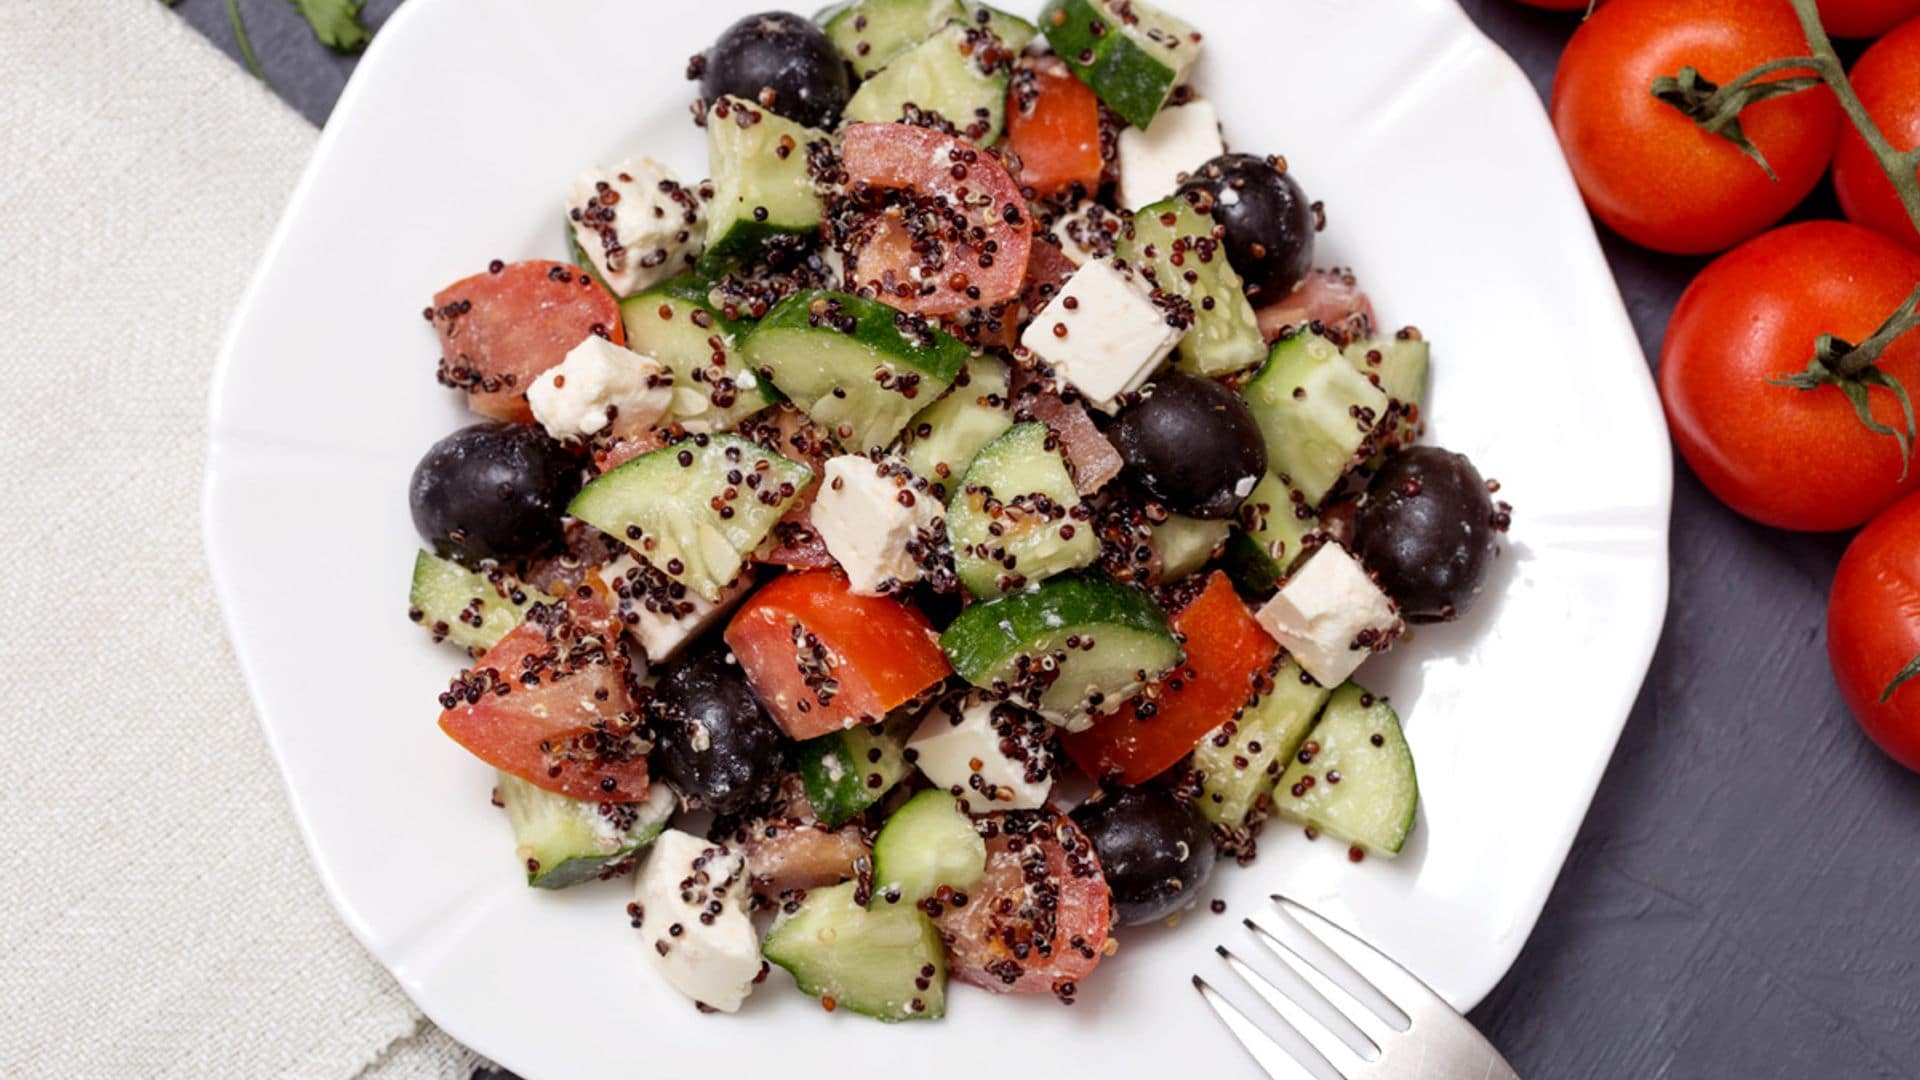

{"left": 166, "top": 0, "right": 1920, "bottom": 1074}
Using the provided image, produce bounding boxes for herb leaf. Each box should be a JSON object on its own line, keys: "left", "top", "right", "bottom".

{"left": 288, "top": 0, "right": 372, "bottom": 52}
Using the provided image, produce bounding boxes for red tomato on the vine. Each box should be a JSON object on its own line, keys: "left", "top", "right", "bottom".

{"left": 1660, "top": 221, "right": 1920, "bottom": 532}
{"left": 1833, "top": 18, "right": 1920, "bottom": 254}
{"left": 1817, "top": 0, "right": 1920, "bottom": 37}
{"left": 1512, "top": 0, "right": 1599, "bottom": 10}
{"left": 1551, "top": 0, "right": 1841, "bottom": 255}
{"left": 1828, "top": 491, "right": 1920, "bottom": 773}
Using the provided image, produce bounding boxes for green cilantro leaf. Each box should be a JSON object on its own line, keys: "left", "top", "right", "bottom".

{"left": 288, "top": 0, "right": 372, "bottom": 52}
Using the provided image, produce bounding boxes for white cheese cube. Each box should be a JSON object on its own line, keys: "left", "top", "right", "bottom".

{"left": 598, "top": 555, "right": 748, "bottom": 664}
{"left": 907, "top": 696, "right": 1055, "bottom": 814}
{"left": 1117, "top": 99, "right": 1224, "bottom": 211}
{"left": 527, "top": 336, "right": 674, "bottom": 442}
{"left": 811, "top": 455, "right": 944, "bottom": 596}
{"left": 1051, "top": 201, "right": 1126, "bottom": 267}
{"left": 1254, "top": 544, "right": 1404, "bottom": 688}
{"left": 566, "top": 156, "right": 707, "bottom": 297}
{"left": 632, "top": 829, "right": 760, "bottom": 1013}
{"left": 1019, "top": 259, "right": 1182, "bottom": 413}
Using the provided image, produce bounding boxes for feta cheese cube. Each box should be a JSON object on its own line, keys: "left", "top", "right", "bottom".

{"left": 1254, "top": 544, "right": 1404, "bottom": 688}
{"left": 598, "top": 555, "right": 748, "bottom": 664}
{"left": 811, "top": 455, "right": 944, "bottom": 596}
{"left": 565, "top": 156, "right": 707, "bottom": 297}
{"left": 1019, "top": 259, "right": 1182, "bottom": 413}
{"left": 1117, "top": 99, "right": 1225, "bottom": 211}
{"left": 632, "top": 830, "right": 760, "bottom": 1013}
{"left": 526, "top": 336, "right": 674, "bottom": 442}
{"left": 907, "top": 696, "right": 1055, "bottom": 813}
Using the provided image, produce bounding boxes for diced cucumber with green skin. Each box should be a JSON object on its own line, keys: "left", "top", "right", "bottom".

{"left": 897, "top": 355, "right": 1014, "bottom": 498}
{"left": 619, "top": 276, "right": 775, "bottom": 433}
{"left": 1123, "top": 197, "right": 1266, "bottom": 377}
{"left": 1342, "top": 335, "right": 1430, "bottom": 454}
{"left": 822, "top": 0, "right": 966, "bottom": 78}
{"left": 498, "top": 773, "right": 676, "bottom": 889}
{"left": 946, "top": 422, "right": 1098, "bottom": 598}
{"left": 844, "top": 21, "right": 1011, "bottom": 146}
{"left": 1273, "top": 682, "right": 1418, "bottom": 857}
{"left": 1242, "top": 330, "right": 1390, "bottom": 507}
{"left": 869, "top": 790, "right": 986, "bottom": 906}
{"left": 1039, "top": 0, "right": 1202, "bottom": 129}
{"left": 763, "top": 880, "right": 948, "bottom": 1021}
{"left": 408, "top": 551, "right": 554, "bottom": 653}
{"left": 1192, "top": 658, "right": 1331, "bottom": 828}
{"left": 569, "top": 434, "right": 813, "bottom": 601}
{"left": 940, "top": 571, "right": 1182, "bottom": 730}
{"left": 564, "top": 215, "right": 612, "bottom": 293}
{"left": 742, "top": 290, "right": 968, "bottom": 452}
{"left": 799, "top": 716, "right": 914, "bottom": 829}
{"left": 1222, "top": 472, "right": 1323, "bottom": 595}
{"left": 1151, "top": 514, "right": 1229, "bottom": 583}
{"left": 964, "top": 2, "right": 1037, "bottom": 51}
{"left": 703, "top": 96, "right": 829, "bottom": 266}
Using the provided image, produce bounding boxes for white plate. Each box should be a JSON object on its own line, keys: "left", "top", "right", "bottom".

{"left": 204, "top": 0, "right": 1669, "bottom": 1075}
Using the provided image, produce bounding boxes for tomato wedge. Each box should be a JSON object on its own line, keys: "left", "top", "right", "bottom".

{"left": 723, "top": 570, "right": 951, "bottom": 739}
{"left": 1063, "top": 572, "right": 1278, "bottom": 785}
{"left": 1006, "top": 57, "right": 1105, "bottom": 199}
{"left": 837, "top": 123, "right": 1034, "bottom": 317}
{"left": 437, "top": 583, "right": 649, "bottom": 802}
{"left": 934, "top": 811, "right": 1111, "bottom": 1000}
{"left": 429, "top": 259, "right": 626, "bottom": 423}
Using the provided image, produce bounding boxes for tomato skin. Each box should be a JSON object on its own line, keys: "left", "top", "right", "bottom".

{"left": 934, "top": 811, "right": 1110, "bottom": 996}
{"left": 1513, "top": 0, "right": 1600, "bottom": 9}
{"left": 1064, "top": 573, "right": 1277, "bottom": 785}
{"left": 1005, "top": 58, "right": 1105, "bottom": 199}
{"left": 1818, "top": 0, "right": 1920, "bottom": 37}
{"left": 723, "top": 570, "right": 951, "bottom": 739}
{"left": 1550, "top": 0, "right": 1840, "bottom": 255}
{"left": 1830, "top": 493, "right": 1920, "bottom": 773}
{"left": 1660, "top": 221, "right": 1920, "bottom": 532}
{"left": 429, "top": 260, "right": 626, "bottom": 423}
{"left": 1834, "top": 19, "right": 1920, "bottom": 255}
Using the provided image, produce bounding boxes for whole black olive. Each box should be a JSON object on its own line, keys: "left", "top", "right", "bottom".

{"left": 1109, "top": 372, "right": 1267, "bottom": 520}
{"left": 698, "top": 12, "right": 850, "bottom": 130}
{"left": 1353, "top": 446, "right": 1500, "bottom": 623}
{"left": 648, "top": 648, "right": 787, "bottom": 815}
{"left": 1178, "top": 153, "right": 1317, "bottom": 302}
{"left": 1070, "top": 787, "right": 1215, "bottom": 926}
{"left": 409, "top": 422, "right": 581, "bottom": 565}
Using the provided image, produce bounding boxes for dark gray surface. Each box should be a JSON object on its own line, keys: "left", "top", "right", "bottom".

{"left": 171, "top": 1, "right": 1920, "bottom": 1075}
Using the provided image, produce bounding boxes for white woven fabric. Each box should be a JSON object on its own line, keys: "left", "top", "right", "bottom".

{"left": 0, "top": 2, "right": 478, "bottom": 1076}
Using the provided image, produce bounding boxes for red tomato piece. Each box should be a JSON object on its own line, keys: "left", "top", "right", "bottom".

{"left": 935, "top": 811, "right": 1111, "bottom": 999}
{"left": 837, "top": 123, "right": 1033, "bottom": 316}
{"left": 723, "top": 570, "right": 951, "bottom": 739}
{"left": 429, "top": 260, "right": 626, "bottom": 423}
{"left": 1006, "top": 57, "right": 1105, "bottom": 199}
{"left": 1063, "top": 573, "right": 1278, "bottom": 785}
{"left": 437, "top": 584, "right": 649, "bottom": 802}
{"left": 1834, "top": 18, "right": 1920, "bottom": 254}
{"left": 1829, "top": 491, "right": 1920, "bottom": 773}
{"left": 1818, "top": 0, "right": 1920, "bottom": 37}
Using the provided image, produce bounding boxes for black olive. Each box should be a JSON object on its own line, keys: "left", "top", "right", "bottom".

{"left": 1353, "top": 446, "right": 1499, "bottom": 623}
{"left": 1109, "top": 372, "right": 1267, "bottom": 520}
{"left": 648, "top": 648, "right": 787, "bottom": 815}
{"left": 409, "top": 422, "right": 580, "bottom": 565}
{"left": 699, "top": 12, "right": 850, "bottom": 130}
{"left": 1070, "top": 787, "right": 1215, "bottom": 926}
{"left": 1178, "top": 153, "right": 1317, "bottom": 302}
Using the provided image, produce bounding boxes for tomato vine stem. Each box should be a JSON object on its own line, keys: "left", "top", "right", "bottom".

{"left": 1885, "top": 653, "right": 1920, "bottom": 704}
{"left": 1784, "top": 0, "right": 1920, "bottom": 234}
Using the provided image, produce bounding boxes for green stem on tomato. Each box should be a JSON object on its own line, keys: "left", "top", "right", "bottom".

{"left": 1784, "top": 0, "right": 1920, "bottom": 235}
{"left": 1884, "top": 653, "right": 1920, "bottom": 704}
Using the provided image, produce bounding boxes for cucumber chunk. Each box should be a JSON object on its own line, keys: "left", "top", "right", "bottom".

{"left": 821, "top": 0, "right": 966, "bottom": 78}
{"left": 569, "top": 434, "right": 813, "bottom": 601}
{"left": 946, "top": 422, "right": 1098, "bottom": 597}
{"left": 1241, "top": 330, "right": 1389, "bottom": 507}
{"left": 1273, "top": 683, "right": 1418, "bottom": 856}
{"left": 1039, "top": 0, "right": 1202, "bottom": 129}
{"left": 799, "top": 716, "right": 914, "bottom": 828}
{"left": 870, "top": 789, "right": 987, "bottom": 906}
{"left": 742, "top": 290, "right": 968, "bottom": 452}
{"left": 964, "top": 2, "right": 1037, "bottom": 51}
{"left": 940, "top": 571, "right": 1182, "bottom": 730}
{"left": 408, "top": 551, "right": 555, "bottom": 653}
{"left": 1342, "top": 334, "right": 1430, "bottom": 455}
{"left": 1123, "top": 197, "right": 1265, "bottom": 377}
{"left": 897, "top": 355, "right": 1014, "bottom": 499}
{"left": 1222, "top": 472, "right": 1324, "bottom": 595}
{"left": 1151, "top": 514, "right": 1229, "bottom": 583}
{"left": 620, "top": 275, "right": 775, "bottom": 433}
{"left": 1192, "top": 658, "right": 1331, "bottom": 828}
{"left": 844, "top": 21, "right": 1012, "bottom": 146}
{"left": 704, "top": 96, "right": 829, "bottom": 266}
{"left": 497, "top": 774, "right": 675, "bottom": 889}
{"left": 763, "top": 880, "right": 948, "bottom": 1021}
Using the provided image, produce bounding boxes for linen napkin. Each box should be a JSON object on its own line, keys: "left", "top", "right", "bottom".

{"left": 0, "top": 2, "right": 479, "bottom": 1075}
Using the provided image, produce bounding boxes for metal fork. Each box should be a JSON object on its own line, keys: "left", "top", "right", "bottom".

{"left": 1193, "top": 895, "right": 1521, "bottom": 1080}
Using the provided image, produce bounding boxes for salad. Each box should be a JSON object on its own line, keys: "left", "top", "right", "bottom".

{"left": 406, "top": 0, "right": 1510, "bottom": 1021}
